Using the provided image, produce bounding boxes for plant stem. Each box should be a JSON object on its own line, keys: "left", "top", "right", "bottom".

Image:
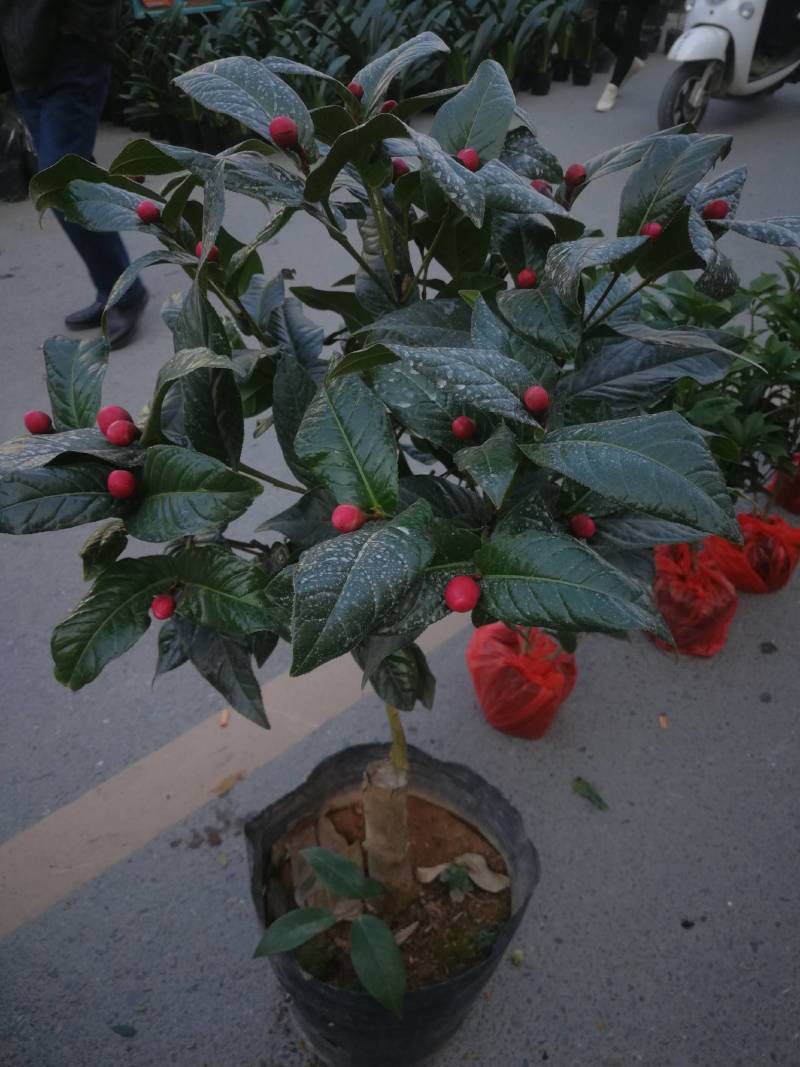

{"left": 385, "top": 703, "right": 409, "bottom": 774}
{"left": 585, "top": 272, "right": 654, "bottom": 331}
{"left": 238, "top": 462, "right": 305, "bottom": 493}
{"left": 409, "top": 211, "right": 449, "bottom": 302}
{"left": 222, "top": 537, "right": 268, "bottom": 556}
{"left": 583, "top": 271, "right": 620, "bottom": 328}
{"left": 367, "top": 185, "right": 400, "bottom": 300}
{"left": 320, "top": 206, "right": 393, "bottom": 300}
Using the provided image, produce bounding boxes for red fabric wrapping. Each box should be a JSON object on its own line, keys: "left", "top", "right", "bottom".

{"left": 704, "top": 513, "right": 800, "bottom": 593}
{"left": 466, "top": 623, "right": 577, "bottom": 739}
{"left": 649, "top": 544, "right": 738, "bottom": 658}
{"left": 768, "top": 453, "right": 800, "bottom": 514}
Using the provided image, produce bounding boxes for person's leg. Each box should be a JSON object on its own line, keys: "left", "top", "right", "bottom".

{"left": 595, "top": 1, "right": 623, "bottom": 56}
{"left": 25, "top": 44, "right": 146, "bottom": 313}
{"left": 610, "top": 3, "right": 647, "bottom": 87}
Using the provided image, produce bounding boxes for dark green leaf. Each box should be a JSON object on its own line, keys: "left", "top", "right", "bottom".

{"left": 301, "top": 847, "right": 382, "bottom": 899}
{"left": 724, "top": 217, "right": 800, "bottom": 249}
{"left": 481, "top": 159, "right": 570, "bottom": 220}
{"left": 304, "top": 112, "right": 406, "bottom": 202}
{"left": 272, "top": 350, "right": 319, "bottom": 485}
{"left": 572, "top": 776, "right": 608, "bottom": 810}
{"left": 582, "top": 126, "right": 695, "bottom": 185}
{"left": 59, "top": 179, "right": 153, "bottom": 232}
{"left": 491, "top": 212, "right": 556, "bottom": 276}
{"left": 187, "top": 622, "right": 268, "bottom": 727}
{"left": 253, "top": 907, "right": 337, "bottom": 956}
{"left": 173, "top": 549, "right": 273, "bottom": 636}
{"left": 142, "top": 347, "right": 234, "bottom": 444}
{"left": 80, "top": 519, "right": 128, "bottom": 581}
{"left": 293, "top": 287, "right": 373, "bottom": 332}
{"left": 153, "top": 615, "right": 191, "bottom": 679}
{"left": 544, "top": 236, "right": 647, "bottom": 311}
{"left": 411, "top": 130, "right": 485, "bottom": 227}
{"left": 291, "top": 501, "right": 435, "bottom": 675}
{"left": 235, "top": 349, "right": 277, "bottom": 418}
{"left": 295, "top": 376, "right": 399, "bottom": 513}
{"left": 328, "top": 345, "right": 398, "bottom": 381}
{"left": 0, "top": 428, "right": 143, "bottom": 474}
{"left": 257, "top": 487, "right": 336, "bottom": 550}
{"left": 43, "top": 336, "right": 109, "bottom": 430}
{"left": 180, "top": 366, "right": 244, "bottom": 468}
{"left": 371, "top": 362, "right": 458, "bottom": 448}
{"left": 500, "top": 126, "right": 562, "bottom": 183}
{"left": 350, "top": 914, "right": 406, "bottom": 1017}
{"left": 0, "top": 464, "right": 125, "bottom": 534}
{"left": 522, "top": 412, "right": 739, "bottom": 539}
{"left": 353, "top": 641, "right": 436, "bottom": 710}
{"left": 271, "top": 297, "right": 324, "bottom": 367}
{"left": 398, "top": 476, "right": 487, "bottom": 527}
{"left": 199, "top": 161, "right": 226, "bottom": 265}
{"left": 471, "top": 297, "right": 557, "bottom": 382}
{"left": 103, "top": 250, "right": 196, "bottom": 319}
{"left": 31, "top": 153, "right": 146, "bottom": 210}
{"left": 496, "top": 287, "right": 581, "bottom": 362}
{"left": 126, "top": 446, "right": 261, "bottom": 542}
{"left": 476, "top": 530, "right": 665, "bottom": 635}
{"left": 240, "top": 272, "right": 287, "bottom": 336}
{"left": 363, "top": 301, "right": 472, "bottom": 349}
{"left": 431, "top": 60, "right": 515, "bottom": 161}
{"left": 454, "top": 424, "right": 519, "bottom": 507}
{"left": 354, "top": 32, "right": 449, "bottom": 112}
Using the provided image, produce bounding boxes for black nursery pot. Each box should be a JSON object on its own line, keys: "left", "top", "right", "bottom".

{"left": 572, "top": 62, "right": 594, "bottom": 86}
{"left": 552, "top": 57, "right": 571, "bottom": 81}
{"left": 530, "top": 69, "right": 552, "bottom": 96}
{"left": 246, "top": 744, "right": 540, "bottom": 1067}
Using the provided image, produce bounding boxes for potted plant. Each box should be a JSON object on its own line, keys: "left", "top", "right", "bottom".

{"left": 8, "top": 33, "right": 799, "bottom": 1064}
{"left": 529, "top": 1, "right": 564, "bottom": 93}
{"left": 571, "top": 2, "right": 597, "bottom": 86}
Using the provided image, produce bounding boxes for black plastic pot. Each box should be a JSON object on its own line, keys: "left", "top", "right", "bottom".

{"left": 552, "top": 57, "right": 572, "bottom": 81}
{"left": 530, "top": 69, "right": 552, "bottom": 96}
{"left": 572, "top": 62, "right": 594, "bottom": 86}
{"left": 246, "top": 744, "right": 539, "bottom": 1067}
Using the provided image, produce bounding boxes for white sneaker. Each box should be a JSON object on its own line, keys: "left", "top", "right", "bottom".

{"left": 623, "top": 57, "right": 646, "bottom": 85}
{"left": 595, "top": 83, "right": 618, "bottom": 112}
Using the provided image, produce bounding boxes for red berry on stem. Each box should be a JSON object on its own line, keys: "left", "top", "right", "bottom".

{"left": 452, "top": 415, "right": 477, "bottom": 440}
{"left": 195, "top": 241, "right": 219, "bottom": 262}
{"left": 391, "top": 157, "right": 409, "bottom": 180}
{"left": 531, "top": 178, "right": 552, "bottom": 197}
{"left": 347, "top": 81, "right": 364, "bottom": 100}
{"left": 268, "top": 115, "right": 299, "bottom": 149}
{"left": 569, "top": 513, "right": 597, "bottom": 539}
{"left": 107, "top": 469, "right": 137, "bottom": 499}
{"left": 105, "top": 419, "right": 138, "bottom": 446}
{"left": 331, "top": 504, "right": 368, "bottom": 533}
{"left": 516, "top": 268, "right": 538, "bottom": 289}
{"left": 702, "top": 199, "right": 730, "bottom": 221}
{"left": 444, "top": 575, "right": 481, "bottom": 613}
{"left": 380, "top": 99, "right": 398, "bottom": 113}
{"left": 24, "top": 410, "right": 53, "bottom": 434}
{"left": 135, "top": 199, "right": 161, "bottom": 224}
{"left": 564, "top": 163, "right": 586, "bottom": 188}
{"left": 523, "top": 385, "right": 549, "bottom": 414}
{"left": 639, "top": 222, "right": 663, "bottom": 240}
{"left": 97, "top": 405, "right": 133, "bottom": 435}
{"left": 456, "top": 147, "right": 480, "bottom": 172}
{"left": 151, "top": 593, "right": 176, "bottom": 620}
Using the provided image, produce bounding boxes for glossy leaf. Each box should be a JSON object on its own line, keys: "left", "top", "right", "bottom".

{"left": 476, "top": 530, "right": 665, "bottom": 635}
{"left": 545, "top": 236, "right": 647, "bottom": 310}
{"left": 271, "top": 297, "right": 325, "bottom": 367}
{"left": 353, "top": 641, "right": 436, "bottom": 711}
{"left": 496, "top": 287, "right": 581, "bottom": 362}
{"left": 481, "top": 159, "right": 570, "bottom": 219}
{"left": 328, "top": 345, "right": 399, "bottom": 381}
{"left": 350, "top": 914, "right": 406, "bottom": 1018}
{"left": 304, "top": 112, "right": 406, "bottom": 202}
{"left": 81, "top": 520, "right": 128, "bottom": 581}
{"left": 522, "top": 412, "right": 739, "bottom": 539}
{"left": 302, "top": 847, "right": 382, "bottom": 899}
{"left": 240, "top": 272, "right": 288, "bottom": 336}
{"left": 398, "top": 476, "right": 487, "bottom": 528}
{"left": 103, "top": 250, "right": 197, "bottom": 318}
{"left": 126, "top": 446, "right": 261, "bottom": 542}
{"left": 254, "top": 908, "right": 337, "bottom": 957}
{"left": 43, "top": 336, "right": 109, "bottom": 431}
{"left": 174, "top": 549, "right": 273, "bottom": 636}
{"left": 360, "top": 300, "right": 472, "bottom": 349}
{"left": 59, "top": 179, "right": 153, "bottom": 232}
{"left": 175, "top": 57, "right": 318, "bottom": 160}
{"left": 582, "top": 125, "right": 694, "bottom": 185}
{"left": 724, "top": 217, "right": 800, "bottom": 249}
{"left": 455, "top": 424, "right": 519, "bottom": 507}
{"left": 354, "top": 32, "right": 449, "bottom": 112}
{"left": 272, "top": 349, "right": 319, "bottom": 485}
{"left": 500, "top": 126, "right": 563, "bottom": 184}
{"left": 0, "top": 428, "right": 144, "bottom": 474}
{"left": 180, "top": 366, "right": 245, "bottom": 468}
{"left": 142, "top": 347, "right": 233, "bottom": 444}
{"left": 257, "top": 487, "right": 336, "bottom": 550}
{"left": 0, "top": 464, "right": 125, "bottom": 534}
{"left": 291, "top": 501, "right": 435, "bottom": 675}
{"left": 431, "top": 60, "right": 515, "bottom": 161}
{"left": 295, "top": 376, "right": 399, "bottom": 513}
{"left": 411, "top": 130, "right": 485, "bottom": 227}
{"left": 371, "top": 362, "right": 459, "bottom": 448}
{"left": 187, "top": 622, "right": 268, "bottom": 727}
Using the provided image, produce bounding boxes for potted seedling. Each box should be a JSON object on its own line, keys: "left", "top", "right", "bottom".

{"left": 7, "top": 32, "right": 799, "bottom": 1066}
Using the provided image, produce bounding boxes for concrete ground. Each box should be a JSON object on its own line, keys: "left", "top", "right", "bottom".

{"left": 0, "top": 54, "right": 798, "bottom": 1067}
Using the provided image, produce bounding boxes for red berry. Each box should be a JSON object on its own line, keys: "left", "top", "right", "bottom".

{"left": 380, "top": 99, "right": 398, "bottom": 113}
{"left": 531, "top": 178, "right": 552, "bottom": 197}
{"left": 151, "top": 593, "right": 176, "bottom": 620}
{"left": 347, "top": 81, "right": 364, "bottom": 100}
{"left": 444, "top": 575, "right": 481, "bottom": 613}
{"left": 195, "top": 241, "right": 219, "bottom": 262}
{"left": 564, "top": 163, "right": 587, "bottom": 188}
{"left": 569, "top": 513, "right": 597, "bottom": 539}
{"left": 456, "top": 147, "right": 480, "bottom": 172}
{"left": 391, "top": 157, "right": 410, "bottom": 180}
{"left": 516, "top": 268, "right": 538, "bottom": 289}
{"left": 702, "top": 199, "right": 730, "bottom": 221}
{"left": 639, "top": 222, "right": 663, "bottom": 240}
{"left": 105, "top": 419, "right": 138, "bottom": 446}
{"left": 23, "top": 410, "right": 53, "bottom": 434}
{"left": 268, "top": 115, "right": 299, "bottom": 149}
{"left": 523, "top": 385, "right": 549, "bottom": 414}
{"left": 97, "top": 405, "right": 133, "bottom": 435}
{"left": 331, "top": 504, "right": 368, "bottom": 533}
{"left": 452, "top": 415, "right": 477, "bottom": 440}
{"left": 107, "top": 469, "right": 137, "bottom": 499}
{"left": 135, "top": 199, "right": 161, "bottom": 224}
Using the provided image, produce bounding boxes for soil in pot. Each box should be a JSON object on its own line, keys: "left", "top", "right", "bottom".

{"left": 272, "top": 792, "right": 512, "bottom": 991}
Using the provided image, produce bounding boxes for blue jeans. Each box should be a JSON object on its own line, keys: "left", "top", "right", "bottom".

{"left": 15, "top": 42, "right": 145, "bottom": 307}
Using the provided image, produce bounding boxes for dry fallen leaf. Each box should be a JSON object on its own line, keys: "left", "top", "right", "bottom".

{"left": 219, "top": 708, "right": 230, "bottom": 728}
{"left": 394, "top": 921, "right": 419, "bottom": 946}
{"left": 209, "top": 770, "right": 245, "bottom": 798}
{"left": 659, "top": 714, "right": 669, "bottom": 730}
{"left": 416, "top": 862, "right": 449, "bottom": 884}
{"left": 416, "top": 853, "right": 509, "bottom": 893}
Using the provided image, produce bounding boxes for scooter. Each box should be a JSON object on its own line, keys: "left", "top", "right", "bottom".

{"left": 658, "top": 0, "right": 800, "bottom": 129}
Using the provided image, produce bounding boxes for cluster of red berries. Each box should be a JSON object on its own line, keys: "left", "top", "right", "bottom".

{"left": 136, "top": 199, "right": 219, "bottom": 261}
{"left": 95, "top": 405, "right": 139, "bottom": 499}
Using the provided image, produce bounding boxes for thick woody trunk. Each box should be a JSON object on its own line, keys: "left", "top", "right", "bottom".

{"left": 361, "top": 705, "right": 415, "bottom": 897}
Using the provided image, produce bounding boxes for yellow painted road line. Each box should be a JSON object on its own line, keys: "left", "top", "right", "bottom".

{"left": 0, "top": 614, "right": 468, "bottom": 940}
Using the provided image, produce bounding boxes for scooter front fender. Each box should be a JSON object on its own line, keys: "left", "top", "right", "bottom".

{"left": 668, "top": 25, "right": 729, "bottom": 64}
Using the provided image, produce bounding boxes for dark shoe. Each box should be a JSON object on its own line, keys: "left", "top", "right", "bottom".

{"left": 106, "top": 290, "right": 150, "bottom": 350}
{"left": 65, "top": 300, "right": 105, "bottom": 329}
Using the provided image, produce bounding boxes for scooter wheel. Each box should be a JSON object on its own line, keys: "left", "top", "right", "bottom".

{"left": 657, "top": 62, "right": 711, "bottom": 129}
